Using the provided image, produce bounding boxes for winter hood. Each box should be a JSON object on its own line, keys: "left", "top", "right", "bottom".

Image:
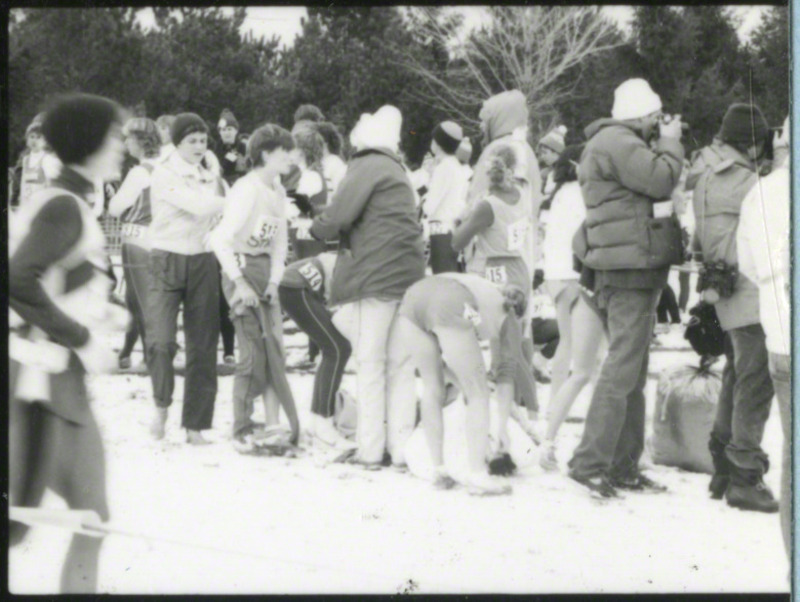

{"left": 479, "top": 90, "right": 529, "bottom": 143}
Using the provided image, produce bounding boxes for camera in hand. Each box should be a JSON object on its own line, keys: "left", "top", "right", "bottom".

{"left": 696, "top": 260, "right": 738, "bottom": 303}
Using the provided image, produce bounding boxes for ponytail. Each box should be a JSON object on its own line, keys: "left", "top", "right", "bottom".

{"left": 501, "top": 286, "right": 527, "bottom": 319}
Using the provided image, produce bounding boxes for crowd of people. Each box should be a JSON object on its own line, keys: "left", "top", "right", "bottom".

{"left": 8, "top": 77, "right": 791, "bottom": 591}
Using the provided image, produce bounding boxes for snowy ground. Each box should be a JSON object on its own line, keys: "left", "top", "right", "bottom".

{"left": 9, "top": 314, "right": 790, "bottom": 594}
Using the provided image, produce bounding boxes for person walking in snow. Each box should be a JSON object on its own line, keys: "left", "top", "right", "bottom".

{"left": 9, "top": 93, "right": 128, "bottom": 593}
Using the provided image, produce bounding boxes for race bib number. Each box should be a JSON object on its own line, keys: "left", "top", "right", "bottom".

{"left": 234, "top": 253, "right": 247, "bottom": 270}
{"left": 248, "top": 215, "right": 281, "bottom": 249}
{"left": 298, "top": 261, "right": 324, "bottom": 293}
{"left": 429, "top": 221, "right": 449, "bottom": 236}
{"left": 121, "top": 223, "right": 145, "bottom": 239}
{"left": 507, "top": 219, "right": 529, "bottom": 252}
{"left": 462, "top": 303, "right": 482, "bottom": 328}
{"left": 295, "top": 218, "right": 313, "bottom": 241}
{"left": 485, "top": 265, "right": 508, "bottom": 285}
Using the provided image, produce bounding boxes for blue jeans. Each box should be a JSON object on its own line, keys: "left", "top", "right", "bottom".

{"left": 568, "top": 287, "right": 660, "bottom": 479}
{"left": 768, "top": 352, "right": 791, "bottom": 560}
{"left": 710, "top": 325, "right": 774, "bottom": 475}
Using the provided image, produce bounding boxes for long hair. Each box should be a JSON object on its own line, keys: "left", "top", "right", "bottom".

{"left": 487, "top": 145, "right": 517, "bottom": 192}
{"left": 123, "top": 117, "right": 161, "bottom": 159}
{"left": 293, "top": 122, "right": 325, "bottom": 172}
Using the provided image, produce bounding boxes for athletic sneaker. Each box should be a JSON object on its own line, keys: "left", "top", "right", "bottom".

{"left": 569, "top": 471, "right": 619, "bottom": 498}
{"left": 609, "top": 472, "right": 668, "bottom": 493}
{"left": 433, "top": 467, "right": 457, "bottom": 490}
{"left": 465, "top": 472, "right": 512, "bottom": 496}
{"left": 118, "top": 356, "right": 132, "bottom": 370}
{"left": 539, "top": 441, "right": 558, "bottom": 472}
{"left": 313, "top": 415, "right": 357, "bottom": 450}
{"left": 233, "top": 433, "right": 256, "bottom": 454}
{"left": 223, "top": 355, "right": 236, "bottom": 366}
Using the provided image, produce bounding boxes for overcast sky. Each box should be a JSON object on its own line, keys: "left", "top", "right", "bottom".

{"left": 134, "top": 6, "right": 768, "bottom": 48}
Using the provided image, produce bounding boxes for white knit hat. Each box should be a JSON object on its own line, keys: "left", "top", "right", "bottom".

{"left": 349, "top": 113, "right": 370, "bottom": 150}
{"left": 611, "top": 78, "right": 663, "bottom": 121}
{"left": 360, "top": 105, "right": 402, "bottom": 151}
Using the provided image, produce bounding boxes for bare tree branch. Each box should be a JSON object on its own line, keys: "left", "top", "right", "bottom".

{"left": 398, "top": 6, "right": 622, "bottom": 138}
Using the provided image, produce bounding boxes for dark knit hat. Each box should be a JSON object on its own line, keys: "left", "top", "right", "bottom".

{"left": 171, "top": 113, "right": 209, "bottom": 146}
{"left": 41, "top": 93, "right": 122, "bottom": 165}
{"left": 432, "top": 121, "right": 463, "bottom": 155}
{"left": 218, "top": 108, "right": 239, "bottom": 131}
{"left": 719, "top": 103, "right": 769, "bottom": 149}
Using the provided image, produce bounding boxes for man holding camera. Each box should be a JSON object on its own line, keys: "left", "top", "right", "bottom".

{"left": 568, "top": 78, "right": 685, "bottom": 498}
{"left": 688, "top": 103, "right": 777, "bottom": 513}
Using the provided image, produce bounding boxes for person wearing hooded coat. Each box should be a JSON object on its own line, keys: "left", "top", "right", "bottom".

{"left": 688, "top": 103, "right": 777, "bottom": 513}
{"left": 310, "top": 105, "right": 425, "bottom": 469}
{"left": 459, "top": 90, "right": 542, "bottom": 419}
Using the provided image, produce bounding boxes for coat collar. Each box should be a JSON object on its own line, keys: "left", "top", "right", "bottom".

{"left": 50, "top": 166, "right": 95, "bottom": 200}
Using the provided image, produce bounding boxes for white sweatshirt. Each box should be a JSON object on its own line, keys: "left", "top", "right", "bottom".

{"left": 149, "top": 152, "right": 226, "bottom": 255}
{"left": 736, "top": 162, "right": 790, "bottom": 356}
{"left": 424, "top": 154, "right": 469, "bottom": 231}
{"left": 543, "top": 181, "right": 585, "bottom": 281}
{"left": 208, "top": 170, "right": 288, "bottom": 286}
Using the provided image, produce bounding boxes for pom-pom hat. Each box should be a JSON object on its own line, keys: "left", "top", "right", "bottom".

{"left": 612, "top": 78, "right": 663, "bottom": 121}
{"left": 538, "top": 125, "right": 567, "bottom": 154}
{"left": 218, "top": 108, "right": 239, "bottom": 131}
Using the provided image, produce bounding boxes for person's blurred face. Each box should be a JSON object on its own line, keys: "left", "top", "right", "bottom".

{"left": 288, "top": 147, "right": 306, "bottom": 168}
{"left": 219, "top": 125, "right": 238, "bottom": 145}
{"left": 262, "top": 147, "right": 293, "bottom": 175}
{"left": 538, "top": 146, "right": 559, "bottom": 167}
{"left": 125, "top": 134, "right": 144, "bottom": 160}
{"left": 27, "top": 131, "right": 44, "bottom": 153}
{"left": 177, "top": 132, "right": 208, "bottom": 165}
{"left": 86, "top": 123, "right": 125, "bottom": 181}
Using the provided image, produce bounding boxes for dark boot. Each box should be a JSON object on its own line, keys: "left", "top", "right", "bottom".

{"left": 725, "top": 468, "right": 779, "bottom": 514}
{"left": 708, "top": 436, "right": 730, "bottom": 500}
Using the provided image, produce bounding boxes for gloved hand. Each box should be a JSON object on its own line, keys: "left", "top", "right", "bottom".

{"left": 288, "top": 192, "right": 313, "bottom": 216}
{"left": 74, "top": 334, "right": 116, "bottom": 374}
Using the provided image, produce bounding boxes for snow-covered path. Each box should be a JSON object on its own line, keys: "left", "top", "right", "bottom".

{"left": 9, "top": 327, "right": 790, "bottom": 594}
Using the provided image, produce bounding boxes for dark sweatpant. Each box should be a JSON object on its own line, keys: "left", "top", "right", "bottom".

{"left": 146, "top": 250, "right": 219, "bottom": 431}
{"left": 429, "top": 233, "right": 461, "bottom": 274}
{"left": 218, "top": 264, "right": 236, "bottom": 358}
{"left": 279, "top": 285, "right": 351, "bottom": 418}
{"left": 569, "top": 287, "right": 660, "bottom": 479}
{"left": 119, "top": 243, "right": 150, "bottom": 361}
{"left": 711, "top": 325, "right": 774, "bottom": 475}
{"left": 656, "top": 284, "right": 681, "bottom": 324}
